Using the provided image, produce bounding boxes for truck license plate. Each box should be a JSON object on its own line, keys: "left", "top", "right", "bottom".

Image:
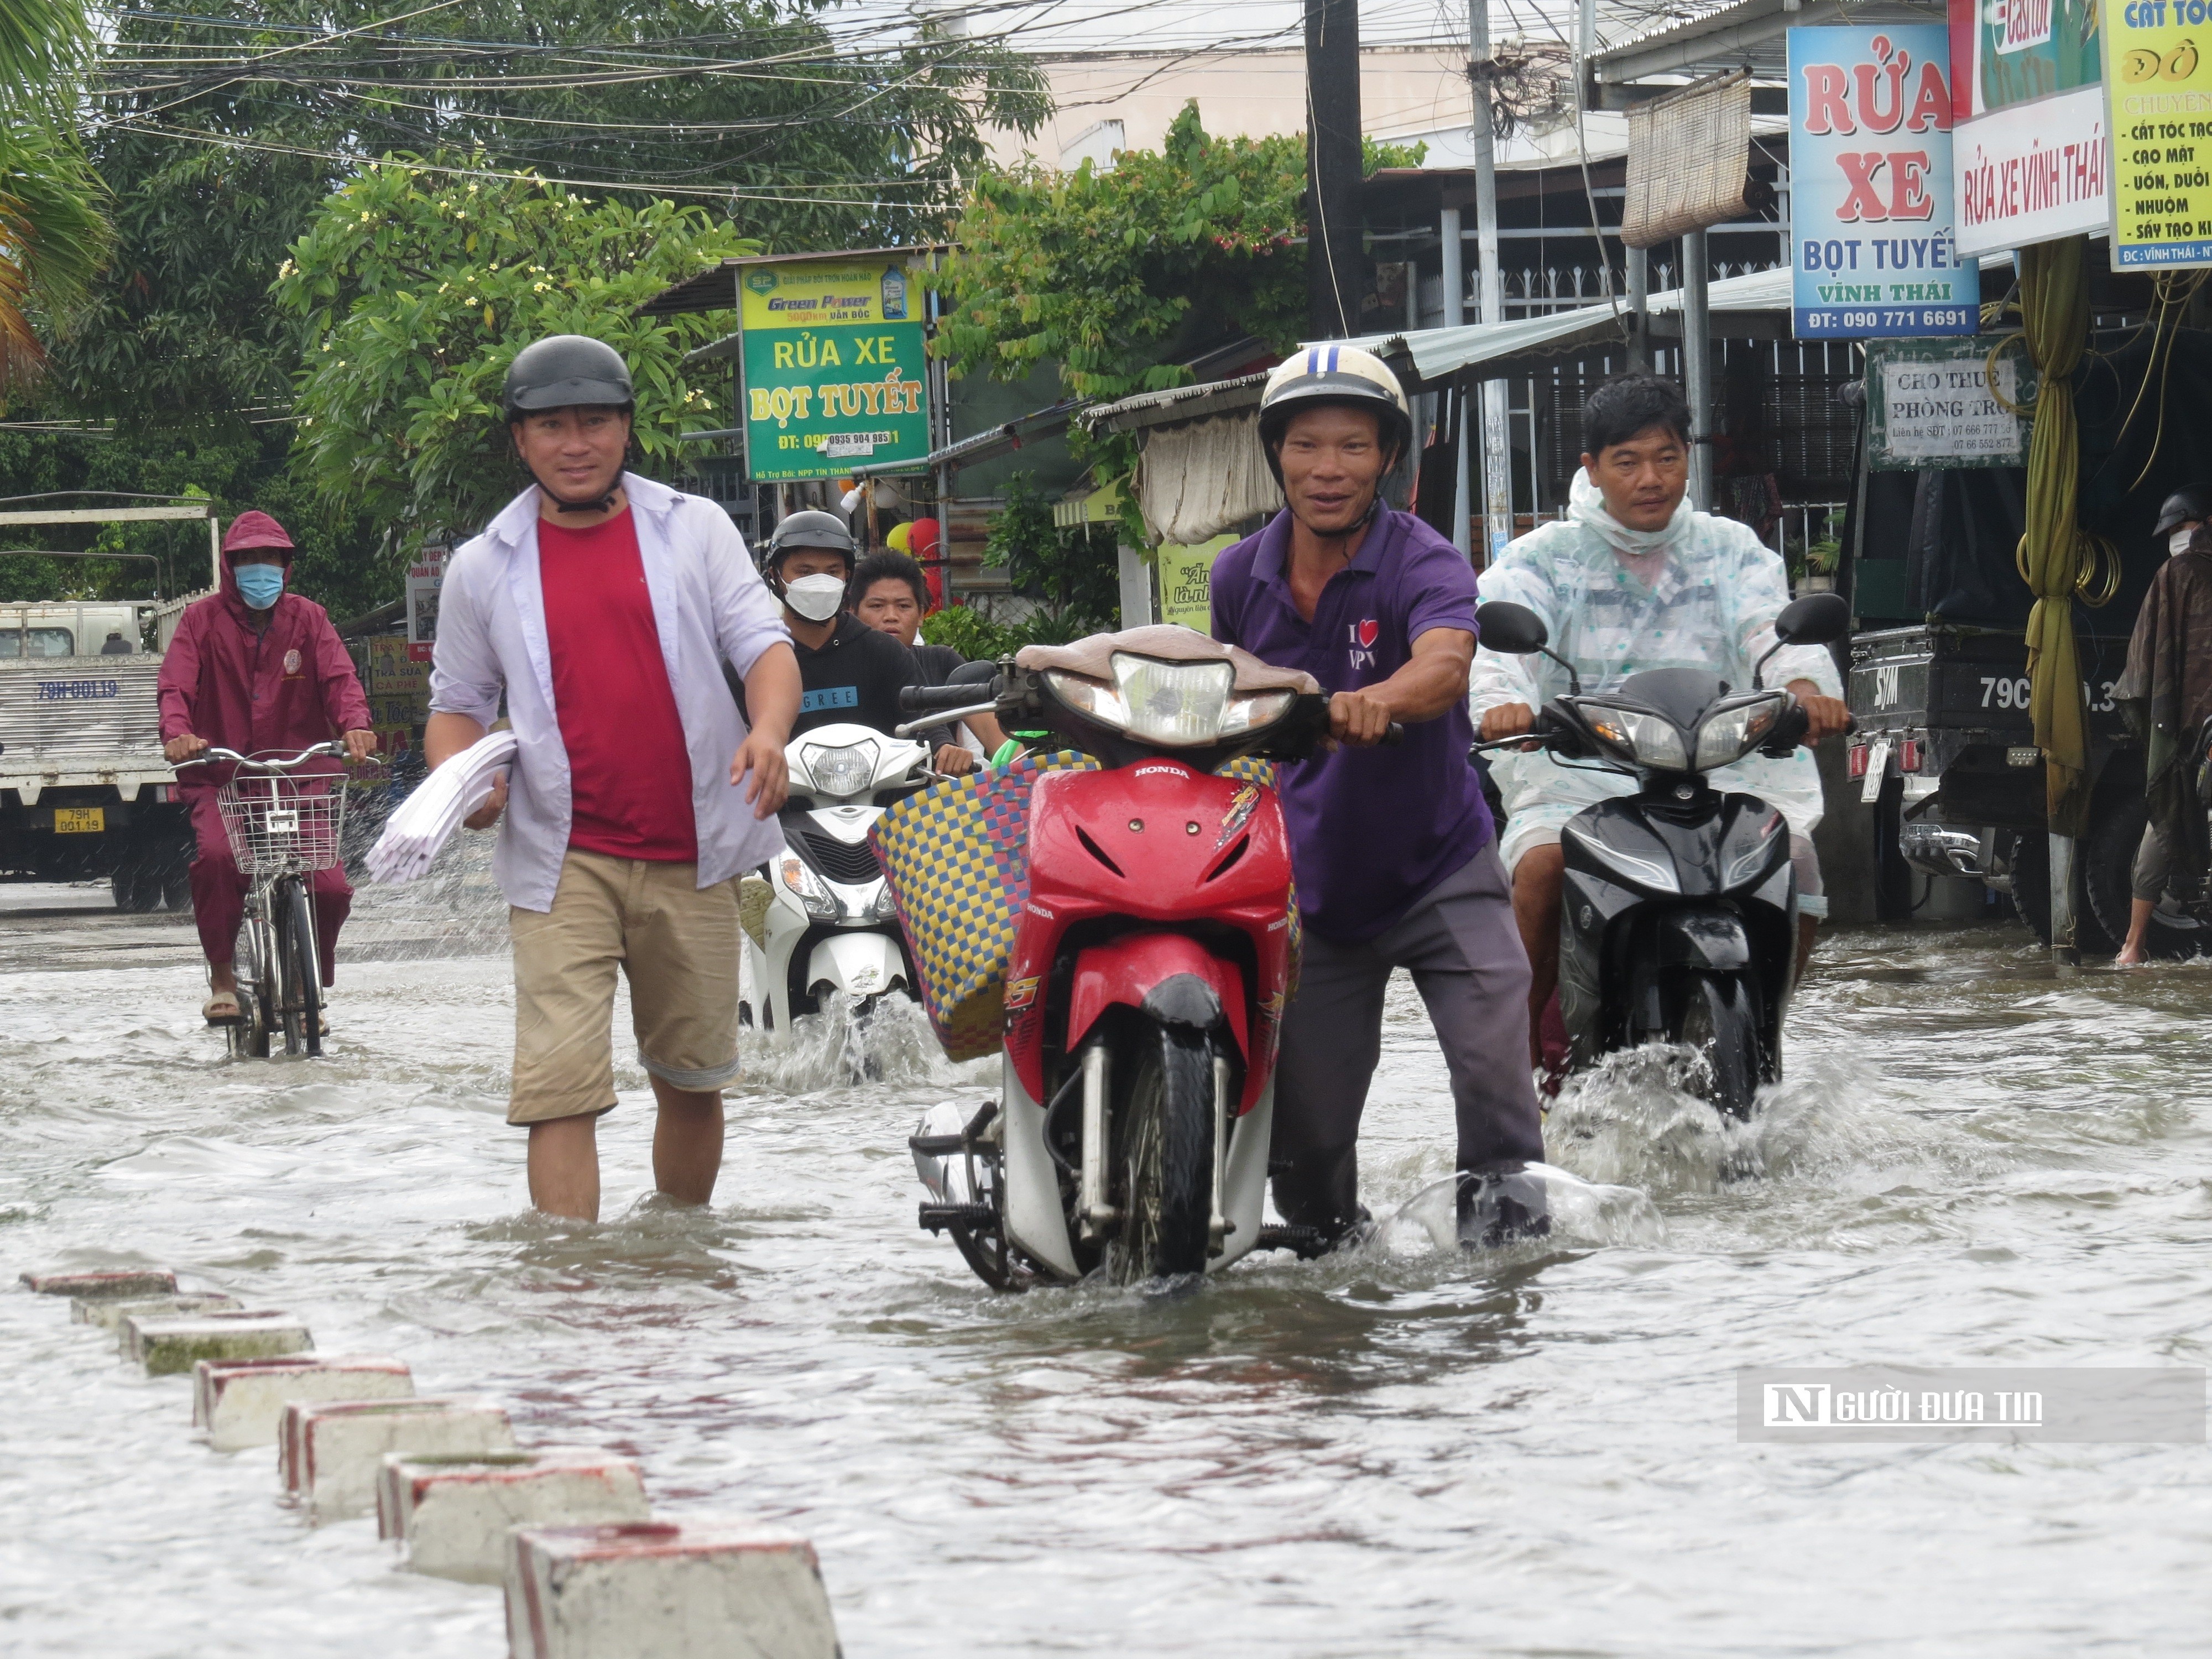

{"left": 53, "top": 807, "right": 104, "bottom": 833}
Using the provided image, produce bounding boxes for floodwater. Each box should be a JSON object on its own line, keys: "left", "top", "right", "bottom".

{"left": 4, "top": 856, "right": 2210, "bottom": 1657}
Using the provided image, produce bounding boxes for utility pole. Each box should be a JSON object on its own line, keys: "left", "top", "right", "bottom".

{"left": 1682, "top": 228, "right": 1711, "bottom": 509}
{"left": 1439, "top": 204, "right": 1472, "bottom": 555}
{"left": 1305, "top": 0, "right": 1364, "bottom": 340}
{"left": 1469, "top": 0, "right": 1511, "bottom": 562}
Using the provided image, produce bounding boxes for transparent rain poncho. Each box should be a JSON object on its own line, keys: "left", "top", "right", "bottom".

{"left": 1470, "top": 470, "right": 1843, "bottom": 868}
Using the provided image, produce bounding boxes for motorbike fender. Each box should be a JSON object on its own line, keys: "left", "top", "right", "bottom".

{"left": 1063, "top": 932, "right": 1250, "bottom": 1080}
{"left": 1207, "top": 1078, "right": 1274, "bottom": 1274}
{"left": 999, "top": 1052, "right": 1079, "bottom": 1280}
{"left": 1655, "top": 909, "right": 1752, "bottom": 970}
{"left": 804, "top": 930, "right": 906, "bottom": 1000}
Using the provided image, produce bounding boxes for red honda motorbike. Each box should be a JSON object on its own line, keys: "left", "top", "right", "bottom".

{"left": 896, "top": 627, "right": 1371, "bottom": 1288}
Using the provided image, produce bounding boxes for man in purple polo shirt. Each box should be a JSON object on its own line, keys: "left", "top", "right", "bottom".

{"left": 1210, "top": 346, "right": 1546, "bottom": 1250}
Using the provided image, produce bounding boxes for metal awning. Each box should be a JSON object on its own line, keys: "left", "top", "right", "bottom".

{"left": 848, "top": 397, "right": 1091, "bottom": 478}
{"left": 1080, "top": 372, "right": 1270, "bottom": 436}
{"left": 1590, "top": 0, "right": 1943, "bottom": 93}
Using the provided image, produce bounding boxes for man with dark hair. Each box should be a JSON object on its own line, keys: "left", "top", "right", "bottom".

{"left": 1209, "top": 345, "right": 1546, "bottom": 1251}
{"left": 425, "top": 334, "right": 801, "bottom": 1222}
{"left": 850, "top": 549, "right": 1005, "bottom": 769}
{"left": 1472, "top": 372, "right": 1850, "bottom": 1066}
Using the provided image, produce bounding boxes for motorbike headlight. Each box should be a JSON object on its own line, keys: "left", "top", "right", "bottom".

{"left": 1581, "top": 705, "right": 1689, "bottom": 771}
{"left": 1112, "top": 653, "right": 1235, "bottom": 745}
{"left": 1218, "top": 687, "right": 1296, "bottom": 735}
{"left": 1694, "top": 695, "right": 1787, "bottom": 771}
{"left": 873, "top": 883, "right": 900, "bottom": 920}
{"left": 779, "top": 854, "right": 838, "bottom": 920}
{"left": 800, "top": 740, "right": 878, "bottom": 799}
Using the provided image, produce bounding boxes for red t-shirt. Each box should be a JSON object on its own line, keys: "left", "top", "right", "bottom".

{"left": 537, "top": 509, "right": 698, "bottom": 862}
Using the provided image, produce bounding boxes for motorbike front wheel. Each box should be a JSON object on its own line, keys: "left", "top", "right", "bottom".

{"left": 1108, "top": 1020, "right": 1218, "bottom": 1284}
{"left": 1674, "top": 972, "right": 1760, "bottom": 1119}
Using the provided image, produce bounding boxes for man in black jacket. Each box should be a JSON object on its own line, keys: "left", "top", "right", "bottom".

{"left": 747, "top": 512, "right": 926, "bottom": 748}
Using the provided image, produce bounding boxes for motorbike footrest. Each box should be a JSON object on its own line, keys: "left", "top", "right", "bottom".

{"left": 1255, "top": 1223, "right": 1331, "bottom": 1259}
{"left": 919, "top": 1202, "right": 996, "bottom": 1235}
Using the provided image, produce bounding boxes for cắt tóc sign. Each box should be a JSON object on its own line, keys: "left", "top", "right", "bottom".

{"left": 2101, "top": 0, "right": 2212, "bottom": 268}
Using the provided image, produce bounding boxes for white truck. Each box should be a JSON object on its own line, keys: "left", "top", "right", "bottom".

{"left": 0, "top": 600, "right": 195, "bottom": 910}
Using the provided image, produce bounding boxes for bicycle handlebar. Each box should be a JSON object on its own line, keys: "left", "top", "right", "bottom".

{"left": 177, "top": 741, "right": 345, "bottom": 774}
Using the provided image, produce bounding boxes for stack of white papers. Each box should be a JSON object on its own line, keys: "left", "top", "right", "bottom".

{"left": 366, "top": 730, "right": 519, "bottom": 884}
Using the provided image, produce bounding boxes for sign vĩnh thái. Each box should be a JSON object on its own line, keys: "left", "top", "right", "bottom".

{"left": 1863, "top": 336, "right": 2039, "bottom": 468}
{"left": 2102, "top": 0, "right": 2212, "bottom": 267}
{"left": 1789, "top": 26, "right": 1979, "bottom": 338}
{"left": 1950, "top": 0, "right": 2110, "bottom": 258}
{"left": 740, "top": 257, "right": 930, "bottom": 482}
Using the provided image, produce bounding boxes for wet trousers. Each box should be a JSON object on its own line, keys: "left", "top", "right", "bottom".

{"left": 186, "top": 788, "right": 349, "bottom": 987}
{"left": 1270, "top": 843, "right": 1546, "bottom": 1238}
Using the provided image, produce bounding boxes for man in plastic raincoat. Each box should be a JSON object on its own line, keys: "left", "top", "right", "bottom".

{"left": 1470, "top": 374, "right": 1850, "bottom": 1067}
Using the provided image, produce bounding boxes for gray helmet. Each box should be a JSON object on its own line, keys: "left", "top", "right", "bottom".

{"left": 762, "top": 509, "right": 856, "bottom": 573}
{"left": 2153, "top": 483, "right": 2212, "bottom": 539}
{"left": 502, "top": 336, "right": 634, "bottom": 422}
{"left": 1256, "top": 344, "right": 1415, "bottom": 488}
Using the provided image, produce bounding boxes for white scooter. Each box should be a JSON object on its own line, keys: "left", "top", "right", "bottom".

{"left": 740, "top": 722, "right": 932, "bottom": 1041}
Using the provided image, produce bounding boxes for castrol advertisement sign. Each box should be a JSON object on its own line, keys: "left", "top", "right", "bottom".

{"left": 1788, "top": 27, "right": 1978, "bottom": 337}
{"left": 1950, "top": 0, "right": 2111, "bottom": 256}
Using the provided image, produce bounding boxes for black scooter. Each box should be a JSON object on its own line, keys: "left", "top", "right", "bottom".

{"left": 1473, "top": 592, "right": 1853, "bottom": 1117}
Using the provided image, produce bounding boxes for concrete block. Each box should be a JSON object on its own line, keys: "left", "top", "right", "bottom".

{"left": 378, "top": 1448, "right": 650, "bottom": 1583}
{"left": 126, "top": 1311, "right": 311, "bottom": 1376}
{"left": 505, "top": 1521, "right": 839, "bottom": 1659}
{"left": 194, "top": 1355, "right": 415, "bottom": 1454}
{"left": 74, "top": 1292, "right": 241, "bottom": 1333}
{"left": 21, "top": 1267, "right": 176, "bottom": 1299}
{"left": 281, "top": 1396, "right": 514, "bottom": 1522}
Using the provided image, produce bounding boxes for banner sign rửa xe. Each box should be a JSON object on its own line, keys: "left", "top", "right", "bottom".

{"left": 1789, "top": 27, "right": 1978, "bottom": 337}
{"left": 1951, "top": 0, "right": 2110, "bottom": 257}
{"left": 740, "top": 258, "right": 930, "bottom": 482}
{"left": 2103, "top": 0, "right": 2212, "bottom": 267}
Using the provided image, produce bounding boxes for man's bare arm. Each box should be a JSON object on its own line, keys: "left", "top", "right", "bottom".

{"left": 1331, "top": 627, "right": 1475, "bottom": 746}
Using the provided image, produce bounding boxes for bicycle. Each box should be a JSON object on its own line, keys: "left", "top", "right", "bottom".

{"left": 179, "top": 742, "right": 350, "bottom": 1060}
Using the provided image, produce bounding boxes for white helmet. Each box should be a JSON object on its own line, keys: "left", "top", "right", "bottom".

{"left": 1256, "top": 345, "right": 1414, "bottom": 486}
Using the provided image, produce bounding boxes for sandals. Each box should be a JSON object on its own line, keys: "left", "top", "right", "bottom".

{"left": 202, "top": 991, "right": 242, "bottom": 1024}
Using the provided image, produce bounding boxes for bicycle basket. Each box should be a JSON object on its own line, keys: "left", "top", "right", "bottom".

{"left": 215, "top": 773, "right": 348, "bottom": 875}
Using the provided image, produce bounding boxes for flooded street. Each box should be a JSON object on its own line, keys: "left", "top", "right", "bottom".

{"left": 4, "top": 869, "right": 2210, "bottom": 1657}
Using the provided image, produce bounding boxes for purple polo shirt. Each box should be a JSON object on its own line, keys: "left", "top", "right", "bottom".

{"left": 1211, "top": 507, "right": 1494, "bottom": 944}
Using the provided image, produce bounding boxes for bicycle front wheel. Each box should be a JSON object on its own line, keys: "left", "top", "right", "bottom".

{"left": 280, "top": 881, "right": 322, "bottom": 1058}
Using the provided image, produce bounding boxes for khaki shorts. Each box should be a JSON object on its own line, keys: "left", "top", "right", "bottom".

{"left": 508, "top": 850, "right": 742, "bottom": 1125}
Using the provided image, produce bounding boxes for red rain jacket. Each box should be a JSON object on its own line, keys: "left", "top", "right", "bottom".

{"left": 156, "top": 547, "right": 373, "bottom": 790}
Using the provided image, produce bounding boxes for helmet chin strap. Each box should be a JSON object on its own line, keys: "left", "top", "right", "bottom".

{"left": 528, "top": 465, "right": 620, "bottom": 515}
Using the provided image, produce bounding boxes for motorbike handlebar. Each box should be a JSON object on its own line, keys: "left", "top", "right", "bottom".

{"left": 899, "top": 682, "right": 998, "bottom": 714}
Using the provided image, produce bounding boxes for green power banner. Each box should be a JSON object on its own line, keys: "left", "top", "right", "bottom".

{"left": 739, "top": 257, "right": 931, "bottom": 481}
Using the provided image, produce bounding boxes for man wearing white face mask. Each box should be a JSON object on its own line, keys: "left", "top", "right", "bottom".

{"left": 754, "top": 509, "right": 923, "bottom": 742}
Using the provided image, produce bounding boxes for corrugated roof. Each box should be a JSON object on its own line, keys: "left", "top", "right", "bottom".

{"left": 1081, "top": 372, "right": 1270, "bottom": 435}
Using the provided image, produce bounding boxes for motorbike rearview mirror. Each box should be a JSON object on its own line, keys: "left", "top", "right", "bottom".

{"left": 1477, "top": 601, "right": 1581, "bottom": 694}
{"left": 1752, "top": 591, "right": 1850, "bottom": 687}
{"left": 947, "top": 658, "right": 1000, "bottom": 687}
{"left": 1474, "top": 602, "right": 1548, "bottom": 654}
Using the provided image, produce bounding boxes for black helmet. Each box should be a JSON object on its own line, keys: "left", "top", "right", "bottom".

{"left": 502, "top": 335, "right": 635, "bottom": 422}
{"left": 761, "top": 509, "right": 855, "bottom": 573}
{"left": 1256, "top": 344, "right": 1415, "bottom": 488}
{"left": 2153, "top": 483, "right": 2212, "bottom": 539}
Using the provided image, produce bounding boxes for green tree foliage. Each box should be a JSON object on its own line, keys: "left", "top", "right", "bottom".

{"left": 273, "top": 157, "right": 755, "bottom": 552}
{"left": 979, "top": 472, "right": 1119, "bottom": 641}
{"left": 0, "top": 118, "right": 112, "bottom": 392}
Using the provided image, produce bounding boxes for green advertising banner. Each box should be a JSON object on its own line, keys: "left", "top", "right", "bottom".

{"left": 740, "top": 256, "right": 931, "bottom": 482}
{"left": 1157, "top": 536, "right": 1236, "bottom": 630}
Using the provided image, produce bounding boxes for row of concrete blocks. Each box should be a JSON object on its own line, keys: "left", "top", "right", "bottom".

{"left": 24, "top": 1267, "right": 841, "bottom": 1658}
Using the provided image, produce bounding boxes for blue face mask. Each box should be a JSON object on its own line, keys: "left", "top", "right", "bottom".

{"left": 234, "top": 562, "right": 285, "bottom": 610}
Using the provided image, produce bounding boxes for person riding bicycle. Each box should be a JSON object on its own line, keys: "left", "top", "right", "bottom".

{"left": 1471, "top": 374, "right": 1851, "bottom": 1071}
{"left": 426, "top": 334, "right": 801, "bottom": 1222}
{"left": 748, "top": 509, "right": 949, "bottom": 760}
{"left": 156, "top": 511, "right": 375, "bottom": 1025}
{"left": 850, "top": 548, "right": 1006, "bottom": 766}
{"left": 1207, "top": 345, "right": 1547, "bottom": 1251}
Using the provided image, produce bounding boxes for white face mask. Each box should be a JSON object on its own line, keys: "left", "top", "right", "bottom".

{"left": 2172, "top": 528, "right": 2197, "bottom": 557}
{"left": 784, "top": 572, "right": 847, "bottom": 622}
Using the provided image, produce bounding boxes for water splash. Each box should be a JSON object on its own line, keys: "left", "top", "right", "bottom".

{"left": 1379, "top": 1165, "right": 1666, "bottom": 1253}
{"left": 736, "top": 990, "right": 991, "bottom": 1096}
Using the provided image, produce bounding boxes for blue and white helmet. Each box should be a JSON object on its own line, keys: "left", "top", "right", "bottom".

{"left": 1256, "top": 344, "right": 1413, "bottom": 486}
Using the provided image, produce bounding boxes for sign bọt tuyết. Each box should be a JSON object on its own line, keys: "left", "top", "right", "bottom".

{"left": 1788, "top": 25, "right": 1979, "bottom": 338}
{"left": 739, "top": 258, "right": 930, "bottom": 482}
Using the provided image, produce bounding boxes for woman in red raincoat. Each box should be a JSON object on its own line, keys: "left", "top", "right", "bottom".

{"left": 156, "top": 512, "right": 376, "bottom": 1024}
